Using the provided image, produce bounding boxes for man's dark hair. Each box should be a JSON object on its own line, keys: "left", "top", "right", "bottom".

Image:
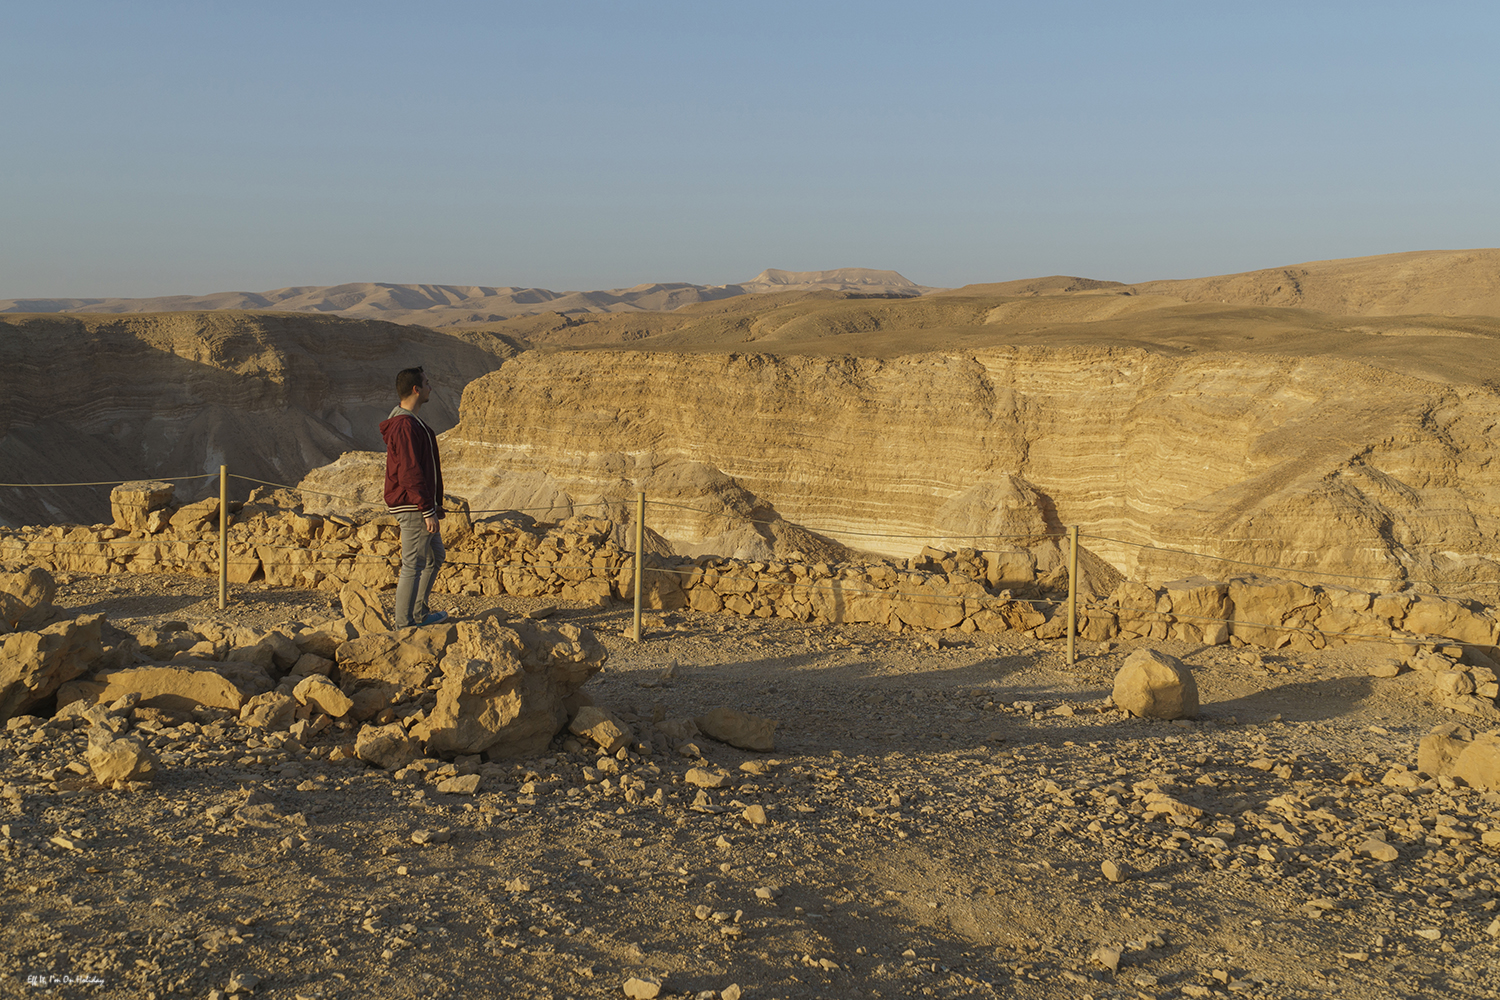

{"left": 396, "top": 367, "right": 425, "bottom": 399}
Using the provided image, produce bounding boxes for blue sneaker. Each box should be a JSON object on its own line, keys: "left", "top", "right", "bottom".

{"left": 420, "top": 610, "right": 449, "bottom": 626}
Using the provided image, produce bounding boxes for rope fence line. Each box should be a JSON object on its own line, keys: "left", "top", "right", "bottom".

{"left": 5, "top": 472, "right": 1500, "bottom": 662}
{"left": 0, "top": 538, "right": 1476, "bottom": 657}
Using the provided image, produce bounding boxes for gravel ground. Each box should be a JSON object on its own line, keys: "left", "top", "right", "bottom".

{"left": 2, "top": 572, "right": 1499, "bottom": 1000}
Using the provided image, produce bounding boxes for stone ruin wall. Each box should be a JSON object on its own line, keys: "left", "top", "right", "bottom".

{"left": 1, "top": 479, "right": 1499, "bottom": 720}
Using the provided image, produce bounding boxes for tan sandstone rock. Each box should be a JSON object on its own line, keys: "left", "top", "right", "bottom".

{"left": 293, "top": 674, "right": 353, "bottom": 718}
{"left": 0, "top": 567, "right": 57, "bottom": 631}
{"left": 0, "top": 614, "right": 105, "bottom": 722}
{"left": 569, "top": 705, "right": 632, "bottom": 754}
{"left": 1112, "top": 648, "right": 1199, "bottom": 720}
{"left": 1419, "top": 723, "right": 1474, "bottom": 777}
{"left": 335, "top": 624, "right": 455, "bottom": 720}
{"left": 60, "top": 661, "right": 271, "bottom": 715}
{"left": 1452, "top": 731, "right": 1500, "bottom": 791}
{"left": 84, "top": 729, "right": 158, "bottom": 786}
{"left": 355, "top": 721, "right": 421, "bottom": 770}
{"left": 340, "top": 581, "right": 393, "bottom": 636}
{"left": 420, "top": 618, "right": 607, "bottom": 759}
{"left": 110, "top": 480, "right": 175, "bottom": 533}
{"left": 695, "top": 707, "right": 778, "bottom": 752}
{"left": 240, "top": 691, "right": 299, "bottom": 730}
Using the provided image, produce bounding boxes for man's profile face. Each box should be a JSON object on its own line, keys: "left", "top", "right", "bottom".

{"left": 410, "top": 374, "right": 431, "bottom": 405}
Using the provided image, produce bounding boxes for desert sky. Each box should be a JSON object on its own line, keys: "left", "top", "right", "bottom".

{"left": 3, "top": 1, "right": 1497, "bottom": 297}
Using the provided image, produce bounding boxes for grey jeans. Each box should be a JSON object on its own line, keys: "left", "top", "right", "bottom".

{"left": 393, "top": 511, "right": 445, "bottom": 628}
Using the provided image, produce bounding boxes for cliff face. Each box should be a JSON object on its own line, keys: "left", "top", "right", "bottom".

{"left": 0, "top": 312, "right": 516, "bottom": 527}
{"left": 432, "top": 348, "right": 1500, "bottom": 589}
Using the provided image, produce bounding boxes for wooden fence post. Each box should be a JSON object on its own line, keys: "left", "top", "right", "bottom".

{"left": 632, "top": 491, "right": 645, "bottom": 642}
{"left": 1066, "top": 524, "right": 1079, "bottom": 665}
{"left": 218, "top": 465, "right": 228, "bottom": 610}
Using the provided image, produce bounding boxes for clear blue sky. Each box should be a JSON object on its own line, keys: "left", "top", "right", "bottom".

{"left": 4, "top": 1, "right": 1497, "bottom": 297}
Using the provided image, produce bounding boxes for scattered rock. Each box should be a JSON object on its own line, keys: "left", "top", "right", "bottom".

{"left": 570, "top": 704, "right": 633, "bottom": 754}
{"left": 622, "top": 976, "right": 661, "bottom": 999}
{"left": 82, "top": 728, "right": 157, "bottom": 786}
{"left": 355, "top": 722, "right": 420, "bottom": 770}
{"left": 696, "top": 707, "right": 778, "bottom": 751}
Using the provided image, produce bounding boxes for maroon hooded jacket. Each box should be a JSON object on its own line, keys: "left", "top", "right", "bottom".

{"left": 380, "top": 406, "right": 444, "bottom": 518}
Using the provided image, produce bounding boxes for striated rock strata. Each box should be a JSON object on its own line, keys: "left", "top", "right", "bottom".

{"left": 327, "top": 347, "right": 1500, "bottom": 593}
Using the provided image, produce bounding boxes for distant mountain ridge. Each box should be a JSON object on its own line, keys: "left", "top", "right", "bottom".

{"left": 6, "top": 250, "right": 1498, "bottom": 329}
{"left": 0, "top": 269, "right": 932, "bottom": 329}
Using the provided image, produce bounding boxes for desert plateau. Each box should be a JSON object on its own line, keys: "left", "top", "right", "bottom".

{"left": 4, "top": 250, "right": 1500, "bottom": 1000}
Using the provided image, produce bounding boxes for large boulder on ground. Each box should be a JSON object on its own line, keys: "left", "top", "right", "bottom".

{"left": 1112, "top": 648, "right": 1199, "bottom": 720}
{"left": 1419, "top": 723, "right": 1474, "bottom": 777}
{"left": 419, "top": 618, "right": 607, "bottom": 759}
{"left": 1454, "top": 733, "right": 1500, "bottom": 791}
{"left": 58, "top": 661, "right": 271, "bottom": 714}
{"left": 335, "top": 624, "right": 455, "bottom": 720}
{"left": 340, "top": 581, "right": 393, "bottom": 636}
{"left": 0, "top": 614, "right": 105, "bottom": 722}
{"left": 1413, "top": 723, "right": 1500, "bottom": 790}
{"left": 695, "top": 707, "right": 778, "bottom": 751}
{"left": 0, "top": 567, "right": 57, "bottom": 631}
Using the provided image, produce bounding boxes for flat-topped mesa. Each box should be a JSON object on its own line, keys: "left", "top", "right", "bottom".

{"left": 433, "top": 347, "right": 1500, "bottom": 591}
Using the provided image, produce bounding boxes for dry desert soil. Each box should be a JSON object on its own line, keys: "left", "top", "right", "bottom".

{"left": 3, "top": 574, "right": 1499, "bottom": 1000}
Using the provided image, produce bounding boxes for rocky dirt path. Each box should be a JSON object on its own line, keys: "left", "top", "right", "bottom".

{"left": 2, "top": 573, "right": 1498, "bottom": 1000}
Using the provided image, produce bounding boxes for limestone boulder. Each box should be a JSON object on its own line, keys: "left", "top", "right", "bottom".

{"left": 110, "top": 480, "right": 175, "bottom": 533}
{"left": 293, "top": 673, "right": 353, "bottom": 717}
{"left": 1402, "top": 594, "right": 1500, "bottom": 652}
{"left": 340, "top": 581, "right": 393, "bottom": 636}
{"left": 1419, "top": 723, "right": 1473, "bottom": 777}
{"left": 240, "top": 691, "right": 299, "bottom": 730}
{"left": 1112, "top": 648, "right": 1199, "bottom": 720}
{"left": 0, "top": 567, "right": 58, "bottom": 631}
{"left": 893, "top": 576, "right": 978, "bottom": 631}
{"left": 355, "top": 721, "right": 421, "bottom": 770}
{"left": 0, "top": 614, "right": 106, "bottom": 722}
{"left": 569, "top": 705, "right": 632, "bottom": 753}
{"left": 420, "top": 617, "right": 607, "bottom": 759}
{"left": 1453, "top": 731, "right": 1500, "bottom": 791}
{"left": 335, "top": 624, "right": 455, "bottom": 720}
{"left": 1162, "top": 577, "right": 1230, "bottom": 645}
{"left": 1228, "top": 578, "right": 1318, "bottom": 649}
{"left": 294, "top": 620, "right": 357, "bottom": 659}
{"left": 84, "top": 728, "right": 158, "bottom": 786}
{"left": 59, "top": 661, "right": 271, "bottom": 714}
{"left": 695, "top": 707, "right": 778, "bottom": 752}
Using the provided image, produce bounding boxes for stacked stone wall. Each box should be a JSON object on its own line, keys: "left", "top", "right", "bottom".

{"left": 3, "top": 483, "right": 1500, "bottom": 700}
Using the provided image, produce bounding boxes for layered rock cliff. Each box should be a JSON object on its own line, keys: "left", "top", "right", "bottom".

{"left": 352, "top": 347, "right": 1500, "bottom": 593}
{"left": 0, "top": 312, "right": 517, "bottom": 527}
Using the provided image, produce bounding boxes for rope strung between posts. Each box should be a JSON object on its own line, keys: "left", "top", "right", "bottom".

{"left": 0, "top": 474, "right": 217, "bottom": 488}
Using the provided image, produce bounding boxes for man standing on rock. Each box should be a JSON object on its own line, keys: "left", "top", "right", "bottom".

{"left": 381, "top": 366, "right": 448, "bottom": 628}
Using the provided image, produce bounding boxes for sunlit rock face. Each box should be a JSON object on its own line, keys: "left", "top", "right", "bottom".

{"left": 406, "top": 347, "right": 1500, "bottom": 588}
